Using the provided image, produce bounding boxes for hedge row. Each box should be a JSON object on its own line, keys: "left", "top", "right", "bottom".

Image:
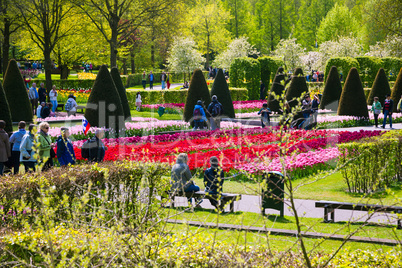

{"left": 125, "top": 71, "right": 209, "bottom": 88}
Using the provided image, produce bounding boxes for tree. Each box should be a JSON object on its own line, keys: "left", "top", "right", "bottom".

{"left": 214, "top": 37, "right": 259, "bottom": 70}
{"left": 0, "top": 79, "right": 12, "bottom": 133}
{"left": 285, "top": 68, "right": 309, "bottom": 108}
{"left": 110, "top": 67, "right": 131, "bottom": 121}
{"left": 166, "top": 37, "right": 204, "bottom": 81}
{"left": 189, "top": 0, "right": 231, "bottom": 68}
{"left": 85, "top": 65, "right": 124, "bottom": 133}
{"left": 390, "top": 67, "right": 402, "bottom": 112}
{"left": 3, "top": 59, "right": 33, "bottom": 122}
{"left": 183, "top": 69, "right": 211, "bottom": 123}
{"left": 367, "top": 68, "right": 391, "bottom": 106}
{"left": 317, "top": 4, "right": 361, "bottom": 43}
{"left": 320, "top": 66, "right": 342, "bottom": 110}
{"left": 15, "top": 0, "right": 74, "bottom": 93}
{"left": 367, "top": 35, "right": 402, "bottom": 58}
{"left": 338, "top": 67, "right": 368, "bottom": 118}
{"left": 268, "top": 67, "right": 286, "bottom": 112}
{"left": 223, "top": 0, "right": 250, "bottom": 38}
{"left": 363, "top": 0, "right": 402, "bottom": 38}
{"left": 272, "top": 38, "right": 305, "bottom": 71}
{"left": 211, "top": 69, "right": 235, "bottom": 118}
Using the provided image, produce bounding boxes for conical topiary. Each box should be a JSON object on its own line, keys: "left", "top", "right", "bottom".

{"left": 367, "top": 68, "right": 391, "bottom": 107}
{"left": 183, "top": 69, "right": 211, "bottom": 122}
{"left": 285, "top": 68, "right": 309, "bottom": 108}
{"left": 85, "top": 65, "right": 125, "bottom": 133}
{"left": 110, "top": 67, "right": 131, "bottom": 121}
{"left": 0, "top": 81, "right": 12, "bottom": 133}
{"left": 294, "top": 67, "right": 304, "bottom": 76}
{"left": 210, "top": 68, "right": 235, "bottom": 118}
{"left": 268, "top": 67, "right": 286, "bottom": 112}
{"left": 3, "top": 59, "right": 33, "bottom": 122}
{"left": 338, "top": 67, "right": 368, "bottom": 118}
{"left": 391, "top": 67, "right": 402, "bottom": 112}
{"left": 320, "top": 66, "right": 342, "bottom": 110}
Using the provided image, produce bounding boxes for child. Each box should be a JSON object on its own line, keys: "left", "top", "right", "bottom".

{"left": 258, "top": 103, "right": 272, "bottom": 128}
{"left": 135, "top": 92, "right": 141, "bottom": 111}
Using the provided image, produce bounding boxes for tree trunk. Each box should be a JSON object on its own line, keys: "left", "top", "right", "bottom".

{"left": 270, "top": 21, "right": 274, "bottom": 51}
{"left": 130, "top": 50, "right": 135, "bottom": 73}
{"left": 110, "top": 26, "right": 118, "bottom": 68}
{"left": 44, "top": 48, "right": 53, "bottom": 95}
{"left": 279, "top": 0, "right": 283, "bottom": 39}
{"left": 122, "top": 58, "right": 127, "bottom": 75}
{"left": 206, "top": 33, "right": 210, "bottom": 68}
{"left": 61, "top": 65, "right": 69, "bottom": 79}
{"left": 151, "top": 28, "right": 155, "bottom": 67}
{"left": 2, "top": 18, "right": 11, "bottom": 76}
{"left": 234, "top": 0, "right": 238, "bottom": 38}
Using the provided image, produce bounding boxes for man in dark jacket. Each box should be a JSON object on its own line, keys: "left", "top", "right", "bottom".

{"left": 56, "top": 127, "right": 76, "bottom": 166}
{"left": 38, "top": 83, "right": 47, "bottom": 104}
{"left": 88, "top": 129, "right": 106, "bottom": 162}
{"left": 382, "top": 94, "right": 394, "bottom": 129}
{"left": 207, "top": 95, "right": 223, "bottom": 130}
{"left": 259, "top": 81, "right": 265, "bottom": 100}
{"left": 204, "top": 156, "right": 227, "bottom": 210}
{"left": 40, "top": 103, "right": 51, "bottom": 119}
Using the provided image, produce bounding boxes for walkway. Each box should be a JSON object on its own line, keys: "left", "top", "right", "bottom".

{"left": 127, "top": 83, "right": 183, "bottom": 91}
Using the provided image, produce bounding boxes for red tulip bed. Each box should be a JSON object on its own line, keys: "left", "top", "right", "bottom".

{"left": 71, "top": 128, "right": 383, "bottom": 177}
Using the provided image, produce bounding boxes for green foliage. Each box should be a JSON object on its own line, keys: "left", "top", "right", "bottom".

{"left": 293, "top": 67, "right": 303, "bottom": 76}
{"left": 230, "top": 57, "right": 261, "bottom": 100}
{"left": 125, "top": 72, "right": 208, "bottom": 87}
{"left": 356, "top": 56, "right": 383, "bottom": 87}
{"left": 0, "top": 81, "right": 12, "bottom": 133}
{"left": 367, "top": 68, "right": 391, "bottom": 106}
{"left": 3, "top": 59, "right": 33, "bottom": 122}
{"left": 84, "top": 65, "right": 124, "bottom": 132}
{"left": 268, "top": 67, "right": 286, "bottom": 112}
{"left": 183, "top": 69, "right": 211, "bottom": 122}
{"left": 324, "top": 57, "right": 360, "bottom": 83}
{"left": 110, "top": 67, "right": 131, "bottom": 121}
{"left": 390, "top": 67, "right": 402, "bottom": 112}
{"left": 382, "top": 57, "right": 402, "bottom": 81}
{"left": 258, "top": 56, "right": 284, "bottom": 91}
{"left": 285, "top": 70, "right": 309, "bottom": 108}
{"left": 211, "top": 69, "right": 235, "bottom": 118}
{"left": 338, "top": 68, "right": 369, "bottom": 118}
{"left": 320, "top": 66, "right": 342, "bottom": 110}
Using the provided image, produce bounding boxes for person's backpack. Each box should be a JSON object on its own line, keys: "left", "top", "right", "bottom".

{"left": 193, "top": 107, "right": 202, "bottom": 120}
{"left": 65, "top": 99, "right": 72, "bottom": 111}
{"left": 212, "top": 103, "right": 222, "bottom": 117}
{"left": 81, "top": 139, "right": 93, "bottom": 159}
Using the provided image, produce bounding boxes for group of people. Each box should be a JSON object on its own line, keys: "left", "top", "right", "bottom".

{"left": 0, "top": 120, "right": 107, "bottom": 176}
{"left": 170, "top": 154, "right": 228, "bottom": 210}
{"left": 82, "top": 62, "right": 93, "bottom": 73}
{"left": 18, "top": 60, "right": 43, "bottom": 70}
{"left": 192, "top": 95, "right": 224, "bottom": 131}
{"left": 29, "top": 83, "right": 59, "bottom": 118}
{"left": 370, "top": 94, "right": 397, "bottom": 128}
{"left": 141, "top": 71, "right": 171, "bottom": 90}
{"left": 306, "top": 71, "right": 324, "bottom": 82}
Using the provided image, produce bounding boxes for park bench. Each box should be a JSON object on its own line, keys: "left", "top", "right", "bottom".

{"left": 315, "top": 200, "right": 402, "bottom": 229}
{"left": 167, "top": 190, "right": 241, "bottom": 212}
{"left": 56, "top": 103, "right": 85, "bottom": 113}
{"left": 57, "top": 103, "right": 64, "bottom": 111}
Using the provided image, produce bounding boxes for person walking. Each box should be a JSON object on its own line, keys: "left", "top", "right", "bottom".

{"left": 142, "top": 71, "right": 147, "bottom": 89}
{"left": 207, "top": 95, "right": 223, "bottom": 130}
{"left": 371, "top": 97, "right": 382, "bottom": 128}
{"left": 49, "top": 85, "right": 58, "bottom": 113}
{"left": 382, "top": 94, "right": 394, "bottom": 129}
{"left": 38, "top": 83, "right": 47, "bottom": 104}
{"left": 258, "top": 103, "right": 272, "bottom": 128}
{"left": 166, "top": 72, "right": 171, "bottom": 89}
{"left": 311, "top": 94, "right": 320, "bottom": 124}
{"left": 161, "top": 71, "right": 166, "bottom": 90}
{"left": 56, "top": 127, "right": 76, "bottom": 167}
{"left": 148, "top": 71, "right": 154, "bottom": 89}
{"left": 38, "top": 122, "right": 54, "bottom": 172}
{"left": 0, "top": 120, "right": 11, "bottom": 176}
{"left": 259, "top": 81, "right": 265, "bottom": 100}
{"left": 135, "top": 92, "right": 142, "bottom": 112}
{"left": 88, "top": 129, "right": 106, "bottom": 162}
{"left": 193, "top": 100, "right": 207, "bottom": 130}
{"left": 28, "top": 83, "right": 39, "bottom": 114}
{"left": 20, "top": 124, "right": 37, "bottom": 173}
{"left": 9, "top": 121, "right": 27, "bottom": 174}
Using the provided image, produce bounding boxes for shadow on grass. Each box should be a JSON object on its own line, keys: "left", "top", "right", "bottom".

{"left": 264, "top": 215, "right": 293, "bottom": 223}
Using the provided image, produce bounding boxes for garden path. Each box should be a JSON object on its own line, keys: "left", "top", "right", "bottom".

{"left": 127, "top": 83, "right": 183, "bottom": 91}
{"left": 328, "top": 123, "right": 402, "bottom": 132}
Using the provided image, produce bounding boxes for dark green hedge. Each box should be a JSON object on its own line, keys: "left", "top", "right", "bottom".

{"left": 391, "top": 67, "right": 402, "bottom": 112}
{"left": 125, "top": 71, "right": 209, "bottom": 88}
{"left": 320, "top": 66, "right": 342, "bottom": 110}
{"left": 0, "top": 81, "right": 12, "bottom": 133}
{"left": 356, "top": 56, "right": 383, "bottom": 87}
{"left": 211, "top": 69, "right": 235, "bottom": 118}
{"left": 111, "top": 67, "right": 131, "bottom": 120}
{"left": 367, "top": 68, "right": 391, "bottom": 106}
{"left": 230, "top": 57, "right": 261, "bottom": 100}
{"left": 325, "top": 57, "right": 360, "bottom": 83}
{"left": 183, "top": 69, "right": 211, "bottom": 122}
{"left": 258, "top": 56, "right": 284, "bottom": 95}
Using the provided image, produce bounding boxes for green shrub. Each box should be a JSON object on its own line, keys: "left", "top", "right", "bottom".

{"left": 338, "top": 67, "right": 368, "bottom": 118}
{"left": 183, "top": 69, "right": 211, "bottom": 122}
{"left": 382, "top": 57, "right": 402, "bottom": 81}
{"left": 258, "top": 56, "right": 284, "bottom": 95}
{"left": 0, "top": 81, "right": 12, "bottom": 133}
{"left": 111, "top": 67, "right": 131, "bottom": 121}
{"left": 230, "top": 57, "right": 261, "bottom": 100}
{"left": 285, "top": 68, "right": 309, "bottom": 108}
{"left": 391, "top": 67, "right": 402, "bottom": 112}
{"left": 125, "top": 71, "right": 208, "bottom": 87}
{"left": 367, "top": 68, "right": 391, "bottom": 106}
{"left": 320, "top": 66, "right": 342, "bottom": 110}
{"left": 325, "top": 57, "right": 360, "bottom": 83}
{"left": 3, "top": 59, "right": 33, "bottom": 122}
{"left": 356, "top": 56, "right": 383, "bottom": 87}
{"left": 293, "top": 67, "right": 303, "bottom": 76}
{"left": 84, "top": 65, "right": 125, "bottom": 132}
{"left": 211, "top": 69, "right": 235, "bottom": 118}
{"left": 268, "top": 67, "right": 286, "bottom": 112}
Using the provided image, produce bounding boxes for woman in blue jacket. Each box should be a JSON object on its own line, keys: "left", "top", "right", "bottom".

{"left": 56, "top": 127, "right": 76, "bottom": 166}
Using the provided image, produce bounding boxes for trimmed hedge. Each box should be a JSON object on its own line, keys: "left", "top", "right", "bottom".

{"left": 0, "top": 81, "right": 12, "bottom": 133}
{"left": 111, "top": 67, "right": 131, "bottom": 120}
{"left": 125, "top": 71, "right": 209, "bottom": 88}
{"left": 338, "top": 67, "right": 368, "bottom": 118}
{"left": 258, "top": 56, "right": 284, "bottom": 96}
{"left": 268, "top": 67, "right": 286, "bottom": 112}
{"left": 320, "top": 66, "right": 342, "bottom": 110}
{"left": 381, "top": 57, "right": 402, "bottom": 81}
{"left": 355, "top": 56, "right": 383, "bottom": 87}
{"left": 3, "top": 59, "right": 33, "bottom": 122}
{"left": 391, "top": 67, "right": 402, "bottom": 112}
{"left": 324, "top": 57, "right": 360, "bottom": 83}
{"left": 367, "top": 68, "right": 391, "bottom": 106}
{"left": 230, "top": 57, "right": 261, "bottom": 100}
{"left": 285, "top": 68, "right": 309, "bottom": 108}
{"left": 211, "top": 69, "right": 235, "bottom": 118}
{"left": 183, "top": 69, "right": 211, "bottom": 122}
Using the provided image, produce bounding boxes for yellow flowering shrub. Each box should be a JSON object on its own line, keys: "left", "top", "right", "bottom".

{"left": 77, "top": 72, "right": 97, "bottom": 80}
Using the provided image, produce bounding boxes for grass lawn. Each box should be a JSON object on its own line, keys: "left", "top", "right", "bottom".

{"left": 131, "top": 110, "right": 182, "bottom": 120}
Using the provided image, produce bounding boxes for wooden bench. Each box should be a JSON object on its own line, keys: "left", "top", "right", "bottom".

{"left": 315, "top": 200, "right": 402, "bottom": 229}
{"left": 56, "top": 103, "right": 84, "bottom": 113}
{"left": 57, "top": 103, "right": 64, "bottom": 111}
{"left": 168, "top": 190, "right": 241, "bottom": 212}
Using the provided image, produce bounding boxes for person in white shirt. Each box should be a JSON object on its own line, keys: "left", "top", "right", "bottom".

{"left": 65, "top": 94, "right": 78, "bottom": 116}
{"left": 49, "top": 85, "right": 58, "bottom": 113}
{"left": 36, "top": 102, "right": 45, "bottom": 118}
{"left": 135, "top": 92, "right": 141, "bottom": 111}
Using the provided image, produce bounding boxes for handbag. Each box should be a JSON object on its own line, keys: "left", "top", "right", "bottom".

{"left": 41, "top": 134, "right": 56, "bottom": 158}
{"left": 374, "top": 109, "right": 381, "bottom": 115}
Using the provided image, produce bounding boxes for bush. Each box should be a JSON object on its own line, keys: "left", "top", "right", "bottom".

{"left": 258, "top": 56, "right": 284, "bottom": 95}
{"left": 367, "top": 68, "right": 391, "bottom": 106}
{"left": 111, "top": 67, "right": 131, "bottom": 120}
{"left": 3, "top": 59, "right": 33, "bottom": 122}
{"left": 382, "top": 57, "right": 402, "bottom": 81}
{"left": 125, "top": 71, "right": 209, "bottom": 87}
{"left": 0, "top": 81, "right": 12, "bottom": 133}
{"left": 183, "top": 69, "right": 211, "bottom": 122}
{"left": 325, "top": 57, "right": 360, "bottom": 83}
{"left": 356, "top": 56, "right": 383, "bottom": 87}
{"left": 320, "top": 66, "right": 342, "bottom": 110}
{"left": 268, "top": 67, "right": 286, "bottom": 112}
{"left": 230, "top": 57, "right": 261, "bottom": 100}
{"left": 338, "top": 67, "right": 369, "bottom": 118}
{"left": 84, "top": 65, "right": 125, "bottom": 132}
{"left": 285, "top": 68, "right": 309, "bottom": 108}
{"left": 211, "top": 69, "right": 235, "bottom": 118}
{"left": 391, "top": 67, "right": 402, "bottom": 112}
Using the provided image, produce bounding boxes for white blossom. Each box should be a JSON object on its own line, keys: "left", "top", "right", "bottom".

{"left": 272, "top": 38, "right": 305, "bottom": 71}
{"left": 167, "top": 37, "right": 205, "bottom": 74}
{"left": 214, "top": 37, "right": 259, "bottom": 69}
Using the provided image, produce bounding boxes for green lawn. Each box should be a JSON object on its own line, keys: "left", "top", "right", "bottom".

{"left": 131, "top": 110, "right": 182, "bottom": 120}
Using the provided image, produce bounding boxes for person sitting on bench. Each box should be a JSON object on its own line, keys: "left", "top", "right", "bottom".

{"left": 171, "top": 153, "right": 201, "bottom": 205}
{"left": 204, "top": 156, "right": 227, "bottom": 210}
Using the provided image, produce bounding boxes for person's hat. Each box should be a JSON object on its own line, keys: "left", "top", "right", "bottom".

{"left": 197, "top": 100, "right": 202, "bottom": 105}
{"left": 212, "top": 95, "right": 217, "bottom": 101}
